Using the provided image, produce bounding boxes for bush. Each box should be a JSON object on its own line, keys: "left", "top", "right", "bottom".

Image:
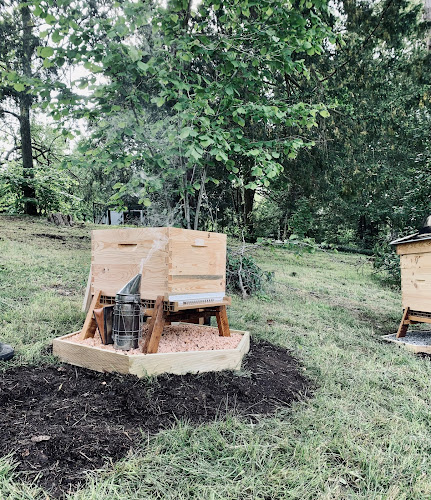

{"left": 226, "top": 248, "right": 273, "bottom": 298}
{"left": 288, "top": 197, "right": 314, "bottom": 239}
{"left": 373, "top": 241, "right": 400, "bottom": 286}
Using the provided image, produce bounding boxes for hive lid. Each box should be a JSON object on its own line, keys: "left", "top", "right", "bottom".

{"left": 391, "top": 215, "right": 431, "bottom": 246}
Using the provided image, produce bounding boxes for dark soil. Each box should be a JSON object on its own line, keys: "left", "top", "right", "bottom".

{"left": 0, "top": 340, "right": 310, "bottom": 497}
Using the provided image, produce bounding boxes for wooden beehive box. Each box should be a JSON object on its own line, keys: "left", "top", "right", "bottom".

{"left": 90, "top": 227, "right": 227, "bottom": 304}
{"left": 392, "top": 235, "right": 431, "bottom": 314}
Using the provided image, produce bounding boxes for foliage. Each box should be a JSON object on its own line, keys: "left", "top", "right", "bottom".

{"left": 226, "top": 247, "right": 273, "bottom": 297}
{"left": 0, "top": 123, "right": 81, "bottom": 215}
{"left": 31, "top": 0, "right": 334, "bottom": 230}
{"left": 249, "top": 0, "right": 431, "bottom": 262}
{"left": 288, "top": 197, "right": 314, "bottom": 239}
{"left": 373, "top": 240, "right": 401, "bottom": 287}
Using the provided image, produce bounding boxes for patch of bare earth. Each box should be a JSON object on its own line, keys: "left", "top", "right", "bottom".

{"left": 0, "top": 340, "right": 311, "bottom": 498}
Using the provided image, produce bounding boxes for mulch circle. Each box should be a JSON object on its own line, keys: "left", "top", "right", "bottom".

{"left": 0, "top": 340, "right": 311, "bottom": 497}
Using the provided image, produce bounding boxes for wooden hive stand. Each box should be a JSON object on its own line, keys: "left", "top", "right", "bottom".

{"left": 395, "top": 307, "right": 431, "bottom": 338}
{"left": 141, "top": 296, "right": 231, "bottom": 354}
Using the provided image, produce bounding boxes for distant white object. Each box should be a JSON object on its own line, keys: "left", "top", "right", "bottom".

{"left": 100, "top": 210, "right": 147, "bottom": 225}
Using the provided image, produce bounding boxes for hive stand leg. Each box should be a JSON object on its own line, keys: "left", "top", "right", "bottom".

{"left": 81, "top": 290, "right": 102, "bottom": 340}
{"left": 396, "top": 307, "right": 410, "bottom": 338}
{"left": 142, "top": 296, "right": 165, "bottom": 354}
{"left": 82, "top": 267, "right": 92, "bottom": 313}
{"left": 215, "top": 305, "right": 231, "bottom": 337}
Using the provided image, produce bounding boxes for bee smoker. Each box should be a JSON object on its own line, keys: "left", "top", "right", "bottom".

{"left": 112, "top": 274, "right": 143, "bottom": 350}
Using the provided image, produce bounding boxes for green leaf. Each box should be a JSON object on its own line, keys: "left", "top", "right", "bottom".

{"left": 40, "top": 46, "right": 54, "bottom": 58}
{"left": 129, "top": 47, "right": 142, "bottom": 62}
{"left": 52, "top": 31, "right": 63, "bottom": 43}
{"left": 200, "top": 139, "right": 214, "bottom": 148}
{"left": 45, "top": 14, "right": 56, "bottom": 25}
{"left": 319, "top": 109, "right": 330, "bottom": 118}
{"left": 180, "top": 128, "right": 190, "bottom": 140}
{"left": 137, "top": 61, "right": 149, "bottom": 72}
{"left": 151, "top": 96, "right": 165, "bottom": 107}
{"left": 43, "top": 58, "right": 54, "bottom": 68}
{"left": 266, "top": 7, "right": 273, "bottom": 16}
{"left": 249, "top": 149, "right": 260, "bottom": 156}
{"left": 13, "top": 82, "right": 25, "bottom": 92}
{"left": 143, "top": 198, "right": 151, "bottom": 207}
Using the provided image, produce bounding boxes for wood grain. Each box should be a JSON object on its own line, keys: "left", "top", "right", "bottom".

{"left": 53, "top": 329, "right": 250, "bottom": 377}
{"left": 81, "top": 290, "right": 102, "bottom": 340}
{"left": 90, "top": 227, "right": 226, "bottom": 300}
{"left": 142, "top": 296, "right": 165, "bottom": 354}
{"left": 215, "top": 305, "right": 231, "bottom": 337}
{"left": 397, "top": 240, "right": 431, "bottom": 256}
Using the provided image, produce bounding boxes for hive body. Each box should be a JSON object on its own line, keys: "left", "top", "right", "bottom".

{"left": 91, "top": 227, "right": 227, "bottom": 302}
{"left": 397, "top": 240, "right": 431, "bottom": 313}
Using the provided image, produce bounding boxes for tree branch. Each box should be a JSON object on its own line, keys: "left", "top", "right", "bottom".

{"left": 0, "top": 108, "right": 21, "bottom": 121}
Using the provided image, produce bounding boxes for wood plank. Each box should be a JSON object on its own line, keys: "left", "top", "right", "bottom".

{"left": 81, "top": 290, "right": 102, "bottom": 340}
{"left": 396, "top": 307, "right": 410, "bottom": 338}
{"left": 53, "top": 329, "right": 250, "bottom": 377}
{"left": 53, "top": 332, "right": 130, "bottom": 374}
{"left": 397, "top": 240, "right": 431, "bottom": 256}
{"left": 82, "top": 268, "right": 92, "bottom": 313}
{"left": 130, "top": 330, "right": 250, "bottom": 376}
{"left": 92, "top": 227, "right": 169, "bottom": 244}
{"left": 142, "top": 296, "right": 165, "bottom": 353}
{"left": 400, "top": 253, "right": 431, "bottom": 269}
{"left": 402, "top": 296, "right": 431, "bottom": 313}
{"left": 215, "top": 305, "right": 231, "bottom": 337}
{"left": 382, "top": 333, "right": 431, "bottom": 355}
{"left": 168, "top": 227, "right": 226, "bottom": 296}
{"left": 91, "top": 263, "right": 167, "bottom": 298}
{"left": 407, "top": 315, "right": 431, "bottom": 324}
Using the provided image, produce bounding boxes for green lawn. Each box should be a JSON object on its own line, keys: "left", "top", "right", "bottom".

{"left": 2, "top": 215, "right": 431, "bottom": 499}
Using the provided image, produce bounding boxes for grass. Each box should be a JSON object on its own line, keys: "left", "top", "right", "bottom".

{"left": 2, "top": 215, "right": 431, "bottom": 499}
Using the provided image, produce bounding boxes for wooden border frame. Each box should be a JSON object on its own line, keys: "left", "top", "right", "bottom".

{"left": 381, "top": 333, "right": 431, "bottom": 355}
{"left": 53, "top": 327, "right": 250, "bottom": 377}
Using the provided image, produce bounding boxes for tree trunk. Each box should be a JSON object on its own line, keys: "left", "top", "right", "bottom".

{"left": 243, "top": 187, "right": 255, "bottom": 241}
{"left": 20, "top": 5, "right": 37, "bottom": 215}
{"left": 183, "top": 172, "right": 191, "bottom": 229}
{"left": 425, "top": 0, "right": 431, "bottom": 50}
{"left": 193, "top": 168, "right": 206, "bottom": 230}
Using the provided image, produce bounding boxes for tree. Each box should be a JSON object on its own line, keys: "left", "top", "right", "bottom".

{"left": 253, "top": 0, "right": 431, "bottom": 249}
{"left": 0, "top": 0, "right": 71, "bottom": 215}
{"left": 39, "top": 0, "right": 333, "bottom": 234}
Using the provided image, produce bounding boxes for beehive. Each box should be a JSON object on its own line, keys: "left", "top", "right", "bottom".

{"left": 392, "top": 235, "right": 431, "bottom": 314}
{"left": 90, "top": 227, "right": 227, "bottom": 304}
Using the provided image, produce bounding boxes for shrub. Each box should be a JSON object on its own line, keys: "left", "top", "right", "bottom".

{"left": 226, "top": 248, "right": 273, "bottom": 298}
{"left": 373, "top": 241, "right": 400, "bottom": 286}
